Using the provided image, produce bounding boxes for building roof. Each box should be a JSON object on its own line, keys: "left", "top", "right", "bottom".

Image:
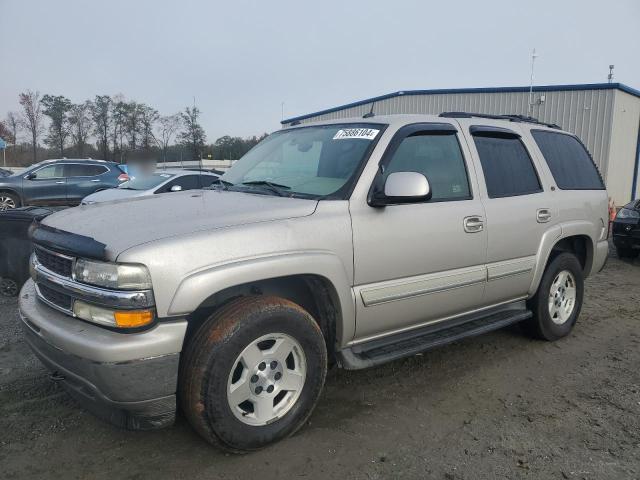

{"left": 281, "top": 82, "right": 640, "bottom": 125}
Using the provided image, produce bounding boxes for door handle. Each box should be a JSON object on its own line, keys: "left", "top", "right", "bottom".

{"left": 537, "top": 208, "right": 552, "bottom": 223}
{"left": 55, "top": 181, "right": 65, "bottom": 184}
{"left": 463, "top": 216, "right": 484, "bottom": 233}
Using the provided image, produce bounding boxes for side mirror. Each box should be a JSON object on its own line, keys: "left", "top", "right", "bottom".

{"left": 25, "top": 172, "right": 36, "bottom": 180}
{"left": 170, "top": 185, "right": 183, "bottom": 192}
{"left": 369, "top": 171, "right": 431, "bottom": 207}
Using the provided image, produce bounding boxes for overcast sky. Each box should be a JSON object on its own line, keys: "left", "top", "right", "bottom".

{"left": 1, "top": 0, "right": 639, "bottom": 140}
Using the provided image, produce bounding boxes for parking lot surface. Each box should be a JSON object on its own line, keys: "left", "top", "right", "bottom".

{"left": 1, "top": 251, "right": 639, "bottom": 480}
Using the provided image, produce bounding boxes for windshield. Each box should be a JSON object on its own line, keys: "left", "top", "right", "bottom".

{"left": 221, "top": 123, "right": 384, "bottom": 199}
{"left": 118, "top": 172, "right": 175, "bottom": 190}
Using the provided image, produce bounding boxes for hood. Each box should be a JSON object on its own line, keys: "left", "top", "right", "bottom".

{"left": 82, "top": 188, "right": 145, "bottom": 204}
{"left": 43, "top": 190, "right": 318, "bottom": 258}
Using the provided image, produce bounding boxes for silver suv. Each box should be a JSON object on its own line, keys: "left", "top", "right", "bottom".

{"left": 19, "top": 113, "right": 609, "bottom": 451}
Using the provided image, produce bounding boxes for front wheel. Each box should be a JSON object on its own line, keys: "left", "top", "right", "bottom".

{"left": 0, "top": 192, "right": 20, "bottom": 211}
{"left": 526, "top": 253, "right": 584, "bottom": 341}
{"left": 180, "top": 296, "right": 327, "bottom": 452}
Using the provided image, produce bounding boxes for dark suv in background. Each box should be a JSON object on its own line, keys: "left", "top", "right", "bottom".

{"left": 0, "top": 159, "right": 128, "bottom": 210}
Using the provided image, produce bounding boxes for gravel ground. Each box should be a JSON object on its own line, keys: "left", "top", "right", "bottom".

{"left": 1, "top": 250, "right": 639, "bottom": 479}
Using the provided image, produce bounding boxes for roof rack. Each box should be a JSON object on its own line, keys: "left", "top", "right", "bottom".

{"left": 439, "top": 112, "right": 561, "bottom": 129}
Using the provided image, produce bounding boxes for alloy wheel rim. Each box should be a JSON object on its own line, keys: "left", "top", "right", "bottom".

{"left": 226, "top": 332, "right": 307, "bottom": 426}
{"left": 0, "top": 196, "right": 16, "bottom": 211}
{"left": 548, "top": 270, "right": 577, "bottom": 325}
{"left": 0, "top": 279, "right": 19, "bottom": 297}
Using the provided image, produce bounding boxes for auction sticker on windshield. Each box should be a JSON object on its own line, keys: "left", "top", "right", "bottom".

{"left": 333, "top": 128, "right": 380, "bottom": 140}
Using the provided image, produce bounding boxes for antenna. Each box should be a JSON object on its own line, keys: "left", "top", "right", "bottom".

{"left": 363, "top": 101, "right": 376, "bottom": 118}
{"left": 281, "top": 102, "right": 285, "bottom": 121}
{"left": 527, "top": 48, "right": 538, "bottom": 117}
{"left": 608, "top": 65, "right": 615, "bottom": 83}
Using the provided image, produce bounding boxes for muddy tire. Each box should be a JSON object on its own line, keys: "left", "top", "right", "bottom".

{"left": 526, "top": 253, "right": 584, "bottom": 341}
{"left": 179, "top": 296, "right": 327, "bottom": 452}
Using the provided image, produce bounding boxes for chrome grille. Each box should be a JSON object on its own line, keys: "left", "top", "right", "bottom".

{"left": 37, "top": 284, "right": 73, "bottom": 312}
{"left": 34, "top": 246, "right": 73, "bottom": 277}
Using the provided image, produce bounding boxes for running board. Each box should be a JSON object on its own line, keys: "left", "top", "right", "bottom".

{"left": 338, "top": 306, "right": 532, "bottom": 370}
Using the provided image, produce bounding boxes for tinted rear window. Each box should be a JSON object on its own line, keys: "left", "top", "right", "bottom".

{"left": 531, "top": 131, "right": 604, "bottom": 190}
{"left": 472, "top": 134, "right": 542, "bottom": 198}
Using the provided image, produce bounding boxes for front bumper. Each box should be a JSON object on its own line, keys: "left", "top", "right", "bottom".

{"left": 19, "top": 279, "right": 188, "bottom": 430}
{"left": 612, "top": 220, "right": 640, "bottom": 250}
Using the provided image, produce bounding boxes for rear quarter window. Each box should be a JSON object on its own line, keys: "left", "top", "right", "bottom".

{"left": 531, "top": 130, "right": 605, "bottom": 190}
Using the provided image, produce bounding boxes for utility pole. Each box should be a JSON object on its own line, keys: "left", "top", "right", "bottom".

{"left": 528, "top": 48, "right": 538, "bottom": 117}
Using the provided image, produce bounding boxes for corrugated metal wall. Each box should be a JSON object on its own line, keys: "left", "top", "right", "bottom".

{"left": 286, "top": 89, "right": 616, "bottom": 178}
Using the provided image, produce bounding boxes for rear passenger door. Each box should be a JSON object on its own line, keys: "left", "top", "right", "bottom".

{"left": 64, "top": 164, "right": 111, "bottom": 204}
{"left": 460, "top": 122, "right": 555, "bottom": 305}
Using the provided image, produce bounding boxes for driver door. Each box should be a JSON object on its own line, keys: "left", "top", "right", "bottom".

{"left": 22, "top": 163, "right": 67, "bottom": 205}
{"left": 350, "top": 123, "right": 488, "bottom": 341}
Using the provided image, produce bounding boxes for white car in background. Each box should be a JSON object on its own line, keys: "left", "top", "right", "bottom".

{"left": 81, "top": 169, "right": 219, "bottom": 205}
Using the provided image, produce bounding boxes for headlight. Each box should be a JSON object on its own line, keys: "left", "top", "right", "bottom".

{"left": 616, "top": 208, "right": 640, "bottom": 219}
{"left": 73, "top": 259, "right": 152, "bottom": 290}
{"left": 73, "top": 300, "right": 154, "bottom": 328}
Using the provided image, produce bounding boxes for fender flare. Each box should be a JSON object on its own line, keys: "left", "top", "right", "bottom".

{"left": 167, "top": 251, "right": 356, "bottom": 345}
{"left": 528, "top": 221, "right": 598, "bottom": 296}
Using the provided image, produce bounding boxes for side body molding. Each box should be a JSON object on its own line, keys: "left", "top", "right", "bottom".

{"left": 167, "top": 251, "right": 356, "bottom": 346}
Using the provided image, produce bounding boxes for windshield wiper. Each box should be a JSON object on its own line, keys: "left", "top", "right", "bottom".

{"left": 241, "top": 180, "right": 290, "bottom": 197}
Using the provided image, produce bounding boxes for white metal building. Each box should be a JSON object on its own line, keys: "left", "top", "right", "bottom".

{"left": 281, "top": 83, "right": 640, "bottom": 205}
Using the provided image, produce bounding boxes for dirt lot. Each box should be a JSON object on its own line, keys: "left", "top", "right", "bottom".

{"left": 1, "top": 250, "right": 639, "bottom": 480}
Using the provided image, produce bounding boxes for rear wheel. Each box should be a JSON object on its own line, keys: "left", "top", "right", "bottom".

{"left": 0, "top": 192, "right": 19, "bottom": 211}
{"left": 526, "top": 253, "right": 584, "bottom": 341}
{"left": 180, "top": 296, "right": 327, "bottom": 452}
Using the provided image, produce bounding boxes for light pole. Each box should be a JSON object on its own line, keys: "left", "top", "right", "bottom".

{"left": 528, "top": 48, "right": 538, "bottom": 117}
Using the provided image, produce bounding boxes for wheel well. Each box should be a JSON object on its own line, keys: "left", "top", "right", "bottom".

{"left": 0, "top": 188, "right": 21, "bottom": 201}
{"left": 184, "top": 275, "right": 341, "bottom": 363}
{"left": 549, "top": 235, "right": 593, "bottom": 274}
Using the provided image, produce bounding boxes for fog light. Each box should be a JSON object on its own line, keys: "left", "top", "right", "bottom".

{"left": 73, "top": 300, "right": 118, "bottom": 327}
{"left": 114, "top": 309, "right": 154, "bottom": 328}
{"left": 73, "top": 300, "right": 154, "bottom": 329}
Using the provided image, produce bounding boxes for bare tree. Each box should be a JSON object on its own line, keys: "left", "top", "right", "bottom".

{"left": 91, "top": 95, "right": 112, "bottom": 160}
{"left": 139, "top": 104, "right": 159, "bottom": 151}
{"left": 18, "top": 90, "right": 44, "bottom": 162}
{"left": 155, "top": 114, "right": 182, "bottom": 162}
{"left": 110, "top": 94, "right": 127, "bottom": 162}
{"left": 42, "top": 94, "right": 72, "bottom": 157}
{"left": 68, "top": 101, "right": 92, "bottom": 157}
{"left": 5, "top": 112, "right": 20, "bottom": 145}
{"left": 178, "top": 106, "right": 206, "bottom": 160}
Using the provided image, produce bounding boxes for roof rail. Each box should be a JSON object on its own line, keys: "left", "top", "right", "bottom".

{"left": 439, "top": 112, "right": 561, "bottom": 129}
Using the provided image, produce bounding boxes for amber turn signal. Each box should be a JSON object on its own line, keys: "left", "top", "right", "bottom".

{"left": 114, "top": 309, "right": 154, "bottom": 328}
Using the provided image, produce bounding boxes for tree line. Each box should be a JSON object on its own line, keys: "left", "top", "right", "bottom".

{"left": 0, "top": 90, "right": 267, "bottom": 167}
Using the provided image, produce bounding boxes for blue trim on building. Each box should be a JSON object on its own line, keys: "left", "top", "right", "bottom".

{"left": 281, "top": 82, "right": 640, "bottom": 125}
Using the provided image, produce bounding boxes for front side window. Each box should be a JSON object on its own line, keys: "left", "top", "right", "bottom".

{"left": 531, "top": 130, "right": 604, "bottom": 190}
{"left": 383, "top": 132, "right": 471, "bottom": 201}
{"left": 221, "top": 123, "right": 384, "bottom": 199}
{"left": 472, "top": 133, "right": 542, "bottom": 198}
{"left": 32, "top": 164, "right": 64, "bottom": 179}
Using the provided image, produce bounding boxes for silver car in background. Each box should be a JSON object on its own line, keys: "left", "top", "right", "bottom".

{"left": 81, "top": 169, "right": 219, "bottom": 204}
